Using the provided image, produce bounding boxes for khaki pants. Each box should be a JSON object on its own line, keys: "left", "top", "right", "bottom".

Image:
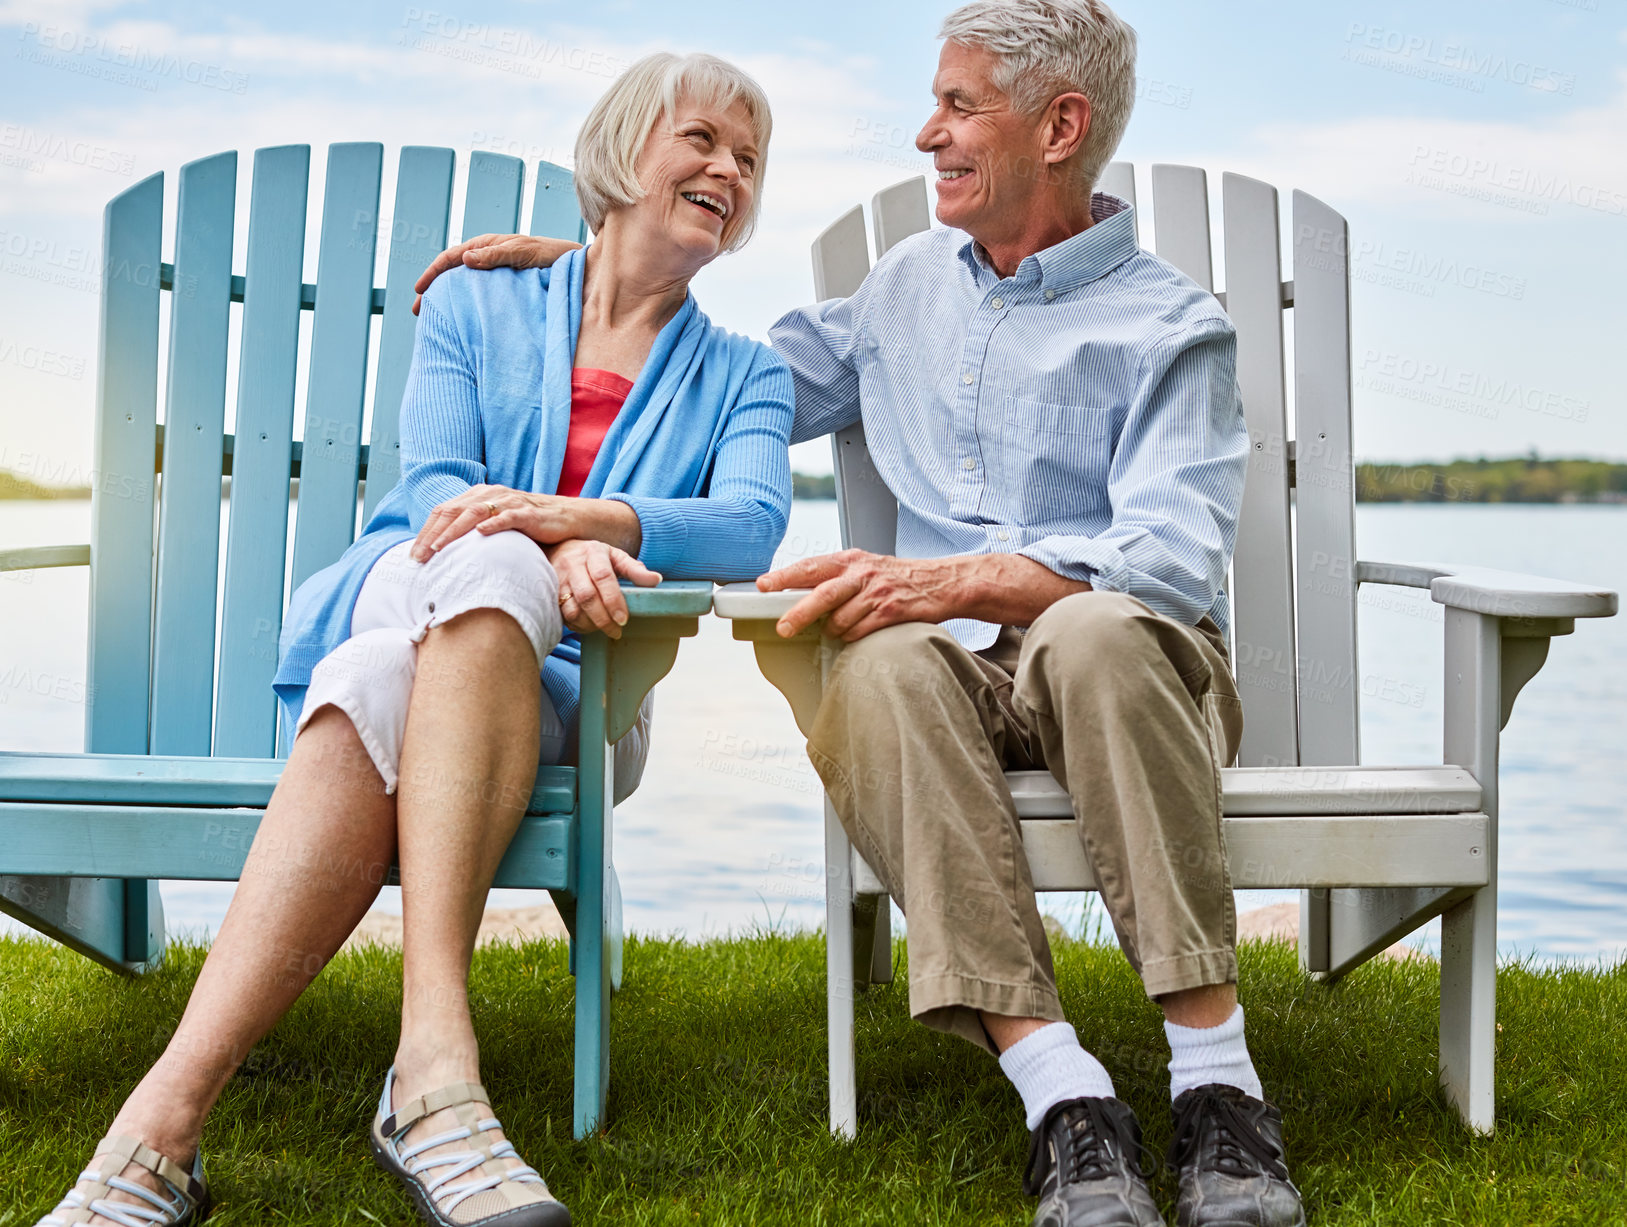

{"left": 806, "top": 591, "right": 1244, "bottom": 1053}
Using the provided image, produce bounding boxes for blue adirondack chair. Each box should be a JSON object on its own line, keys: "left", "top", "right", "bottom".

{"left": 0, "top": 143, "right": 708, "bottom": 1138}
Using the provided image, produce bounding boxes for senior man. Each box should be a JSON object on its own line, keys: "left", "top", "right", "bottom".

{"left": 415, "top": 4, "right": 1304, "bottom": 1223}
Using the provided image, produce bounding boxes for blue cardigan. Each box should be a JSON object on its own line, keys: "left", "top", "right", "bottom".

{"left": 273, "top": 249, "right": 794, "bottom": 744}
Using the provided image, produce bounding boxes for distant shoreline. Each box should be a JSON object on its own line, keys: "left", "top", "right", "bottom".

{"left": 6, "top": 458, "right": 1626, "bottom": 505}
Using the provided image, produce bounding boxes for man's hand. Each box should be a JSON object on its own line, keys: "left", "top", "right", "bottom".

{"left": 547, "top": 539, "right": 661, "bottom": 640}
{"left": 411, "top": 485, "right": 582, "bottom": 562}
{"left": 756, "top": 549, "right": 1093, "bottom": 640}
{"left": 412, "top": 233, "right": 583, "bottom": 314}
{"left": 756, "top": 550, "right": 965, "bottom": 641}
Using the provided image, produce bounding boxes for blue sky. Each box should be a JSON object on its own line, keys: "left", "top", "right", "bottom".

{"left": 0, "top": 0, "right": 1622, "bottom": 479}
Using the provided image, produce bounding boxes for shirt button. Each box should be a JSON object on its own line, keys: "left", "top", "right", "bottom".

{"left": 997, "top": 531, "right": 1010, "bottom": 542}
{"left": 962, "top": 372, "right": 974, "bottom": 385}
{"left": 991, "top": 297, "right": 1004, "bottom": 310}
{"left": 962, "top": 457, "right": 976, "bottom": 471}
{"left": 1044, "top": 289, "right": 1057, "bottom": 301}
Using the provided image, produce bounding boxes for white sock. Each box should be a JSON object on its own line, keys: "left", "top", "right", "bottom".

{"left": 1165, "top": 1004, "right": 1263, "bottom": 1101}
{"left": 997, "top": 1022, "right": 1117, "bottom": 1130}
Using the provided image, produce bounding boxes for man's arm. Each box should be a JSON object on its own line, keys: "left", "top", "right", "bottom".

{"left": 758, "top": 316, "right": 1245, "bottom": 642}
{"left": 767, "top": 295, "right": 865, "bottom": 444}
{"left": 1015, "top": 321, "right": 1247, "bottom": 625}
{"left": 411, "top": 233, "right": 581, "bottom": 314}
{"left": 758, "top": 550, "right": 1090, "bottom": 641}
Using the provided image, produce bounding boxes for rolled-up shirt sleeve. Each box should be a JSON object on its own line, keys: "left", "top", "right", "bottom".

{"left": 1018, "top": 318, "right": 1248, "bottom": 625}
{"left": 770, "top": 293, "right": 866, "bottom": 444}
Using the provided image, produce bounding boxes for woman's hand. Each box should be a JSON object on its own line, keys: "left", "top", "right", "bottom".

{"left": 411, "top": 486, "right": 581, "bottom": 562}
{"left": 547, "top": 539, "right": 662, "bottom": 639}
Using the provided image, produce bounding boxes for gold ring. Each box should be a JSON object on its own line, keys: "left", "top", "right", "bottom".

{"left": 484, "top": 501, "right": 499, "bottom": 517}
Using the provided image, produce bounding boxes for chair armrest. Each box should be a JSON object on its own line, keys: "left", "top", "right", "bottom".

{"left": 0, "top": 544, "right": 90, "bottom": 572}
{"left": 711, "top": 581, "right": 809, "bottom": 622}
{"left": 1357, "top": 559, "right": 1617, "bottom": 620}
{"left": 620, "top": 579, "right": 714, "bottom": 618}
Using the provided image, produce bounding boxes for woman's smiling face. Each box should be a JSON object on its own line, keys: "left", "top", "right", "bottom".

{"left": 623, "top": 94, "right": 760, "bottom": 271}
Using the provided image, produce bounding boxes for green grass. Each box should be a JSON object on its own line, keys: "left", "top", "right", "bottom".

{"left": 4, "top": 931, "right": 1627, "bottom": 1225}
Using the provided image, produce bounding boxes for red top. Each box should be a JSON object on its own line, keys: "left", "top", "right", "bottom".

{"left": 559, "top": 368, "right": 633, "bottom": 498}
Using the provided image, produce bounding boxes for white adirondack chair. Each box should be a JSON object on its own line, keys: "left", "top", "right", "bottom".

{"left": 713, "top": 163, "right": 1619, "bottom": 1137}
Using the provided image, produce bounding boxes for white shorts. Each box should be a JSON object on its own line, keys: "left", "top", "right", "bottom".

{"left": 296, "top": 528, "right": 651, "bottom": 802}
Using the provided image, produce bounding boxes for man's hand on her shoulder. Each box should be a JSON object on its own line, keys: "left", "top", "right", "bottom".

{"left": 756, "top": 550, "right": 964, "bottom": 642}
{"left": 411, "top": 233, "right": 584, "bottom": 315}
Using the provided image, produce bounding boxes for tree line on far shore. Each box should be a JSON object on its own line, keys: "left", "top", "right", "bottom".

{"left": 1354, "top": 456, "right": 1627, "bottom": 503}
{"left": 6, "top": 457, "right": 1626, "bottom": 505}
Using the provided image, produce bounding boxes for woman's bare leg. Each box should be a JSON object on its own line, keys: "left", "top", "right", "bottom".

{"left": 387, "top": 609, "right": 542, "bottom": 1178}
{"left": 57, "top": 709, "right": 397, "bottom": 1223}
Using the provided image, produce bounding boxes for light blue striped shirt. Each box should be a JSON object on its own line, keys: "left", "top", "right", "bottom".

{"left": 770, "top": 193, "right": 1247, "bottom": 650}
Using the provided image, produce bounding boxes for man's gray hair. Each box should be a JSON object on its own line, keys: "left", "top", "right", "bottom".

{"left": 939, "top": 0, "right": 1137, "bottom": 190}
{"left": 573, "top": 52, "right": 771, "bottom": 251}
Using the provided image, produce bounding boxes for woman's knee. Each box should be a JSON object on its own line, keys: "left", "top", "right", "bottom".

{"left": 436, "top": 529, "right": 558, "bottom": 615}
{"left": 424, "top": 530, "right": 560, "bottom": 664}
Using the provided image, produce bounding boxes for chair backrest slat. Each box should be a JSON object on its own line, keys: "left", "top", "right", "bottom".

{"left": 463, "top": 151, "right": 524, "bottom": 240}
{"left": 1221, "top": 172, "right": 1298, "bottom": 767}
{"left": 87, "top": 173, "right": 164, "bottom": 755}
{"left": 1291, "top": 190, "right": 1361, "bottom": 765}
{"left": 1150, "top": 164, "right": 1214, "bottom": 291}
{"left": 289, "top": 142, "right": 383, "bottom": 592}
{"left": 214, "top": 145, "right": 310, "bottom": 757}
{"left": 870, "top": 178, "right": 930, "bottom": 258}
{"left": 150, "top": 152, "right": 237, "bottom": 756}
{"left": 362, "top": 145, "right": 455, "bottom": 525}
{"left": 812, "top": 205, "right": 894, "bottom": 557}
{"left": 530, "top": 160, "right": 587, "bottom": 242}
{"left": 1101, "top": 161, "right": 1138, "bottom": 242}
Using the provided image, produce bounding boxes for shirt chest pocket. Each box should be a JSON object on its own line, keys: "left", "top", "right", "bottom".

{"left": 1000, "top": 397, "right": 1114, "bottom": 522}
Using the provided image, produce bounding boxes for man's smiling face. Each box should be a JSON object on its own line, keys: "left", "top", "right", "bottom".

{"left": 915, "top": 41, "right": 1045, "bottom": 245}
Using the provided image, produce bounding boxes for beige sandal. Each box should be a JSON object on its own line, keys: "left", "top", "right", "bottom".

{"left": 36, "top": 1134, "right": 209, "bottom": 1226}
{"left": 370, "top": 1068, "right": 570, "bottom": 1226}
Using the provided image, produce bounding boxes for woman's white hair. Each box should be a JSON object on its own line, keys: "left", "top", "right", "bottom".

{"left": 573, "top": 52, "right": 772, "bottom": 252}
{"left": 939, "top": 0, "right": 1137, "bottom": 191}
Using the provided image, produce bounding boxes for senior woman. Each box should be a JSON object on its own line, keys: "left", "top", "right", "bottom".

{"left": 36, "top": 53, "right": 789, "bottom": 1227}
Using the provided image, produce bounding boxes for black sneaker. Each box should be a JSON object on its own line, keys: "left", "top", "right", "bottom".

{"left": 1023, "top": 1097, "right": 1163, "bottom": 1227}
{"left": 1168, "top": 1084, "right": 1305, "bottom": 1227}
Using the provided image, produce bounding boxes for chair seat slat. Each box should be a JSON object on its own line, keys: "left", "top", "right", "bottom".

{"left": 0, "top": 753, "right": 576, "bottom": 812}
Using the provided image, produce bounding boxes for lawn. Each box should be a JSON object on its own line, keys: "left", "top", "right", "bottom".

{"left": 3, "top": 930, "right": 1625, "bottom": 1225}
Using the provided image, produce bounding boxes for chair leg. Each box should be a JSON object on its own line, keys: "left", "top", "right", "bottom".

{"left": 572, "top": 642, "right": 615, "bottom": 1139}
{"left": 608, "top": 865, "right": 624, "bottom": 995}
{"left": 869, "top": 895, "right": 893, "bottom": 985}
{"left": 1439, "top": 885, "right": 1496, "bottom": 1133}
{"left": 0, "top": 877, "right": 164, "bottom": 973}
{"left": 825, "top": 799, "right": 858, "bottom": 1139}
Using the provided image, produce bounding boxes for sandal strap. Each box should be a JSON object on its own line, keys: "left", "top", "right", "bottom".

{"left": 93, "top": 1135, "right": 205, "bottom": 1206}
{"left": 382, "top": 1079, "right": 491, "bottom": 1137}
{"left": 41, "top": 1137, "right": 203, "bottom": 1227}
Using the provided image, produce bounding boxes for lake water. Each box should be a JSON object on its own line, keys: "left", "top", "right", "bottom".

{"left": 2, "top": 500, "right": 1624, "bottom": 963}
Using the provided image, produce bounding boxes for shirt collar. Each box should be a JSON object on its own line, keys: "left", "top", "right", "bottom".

{"left": 958, "top": 193, "right": 1139, "bottom": 292}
